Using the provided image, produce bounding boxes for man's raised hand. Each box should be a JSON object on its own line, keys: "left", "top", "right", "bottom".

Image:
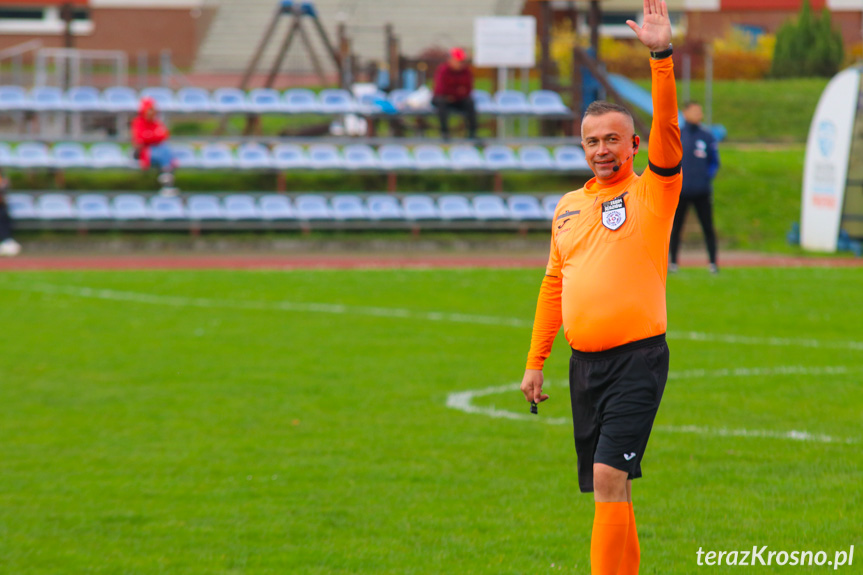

{"left": 626, "top": 0, "right": 672, "bottom": 52}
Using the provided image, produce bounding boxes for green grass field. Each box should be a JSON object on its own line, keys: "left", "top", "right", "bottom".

{"left": 1, "top": 267, "right": 861, "bottom": 574}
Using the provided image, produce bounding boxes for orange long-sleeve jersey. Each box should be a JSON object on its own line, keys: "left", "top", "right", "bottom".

{"left": 526, "top": 56, "right": 682, "bottom": 369}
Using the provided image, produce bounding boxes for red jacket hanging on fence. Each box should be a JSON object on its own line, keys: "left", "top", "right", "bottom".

{"left": 131, "top": 97, "right": 169, "bottom": 169}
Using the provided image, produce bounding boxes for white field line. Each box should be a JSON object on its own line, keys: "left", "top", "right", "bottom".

{"left": 3, "top": 280, "right": 863, "bottom": 351}
{"left": 445, "top": 370, "right": 859, "bottom": 445}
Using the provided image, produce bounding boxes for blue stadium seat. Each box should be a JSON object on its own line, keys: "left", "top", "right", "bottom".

{"left": 331, "top": 194, "right": 369, "bottom": 220}
{"left": 529, "top": 90, "right": 570, "bottom": 116}
{"left": 102, "top": 86, "right": 138, "bottom": 113}
{"left": 317, "top": 89, "right": 355, "bottom": 114}
{"left": 176, "top": 87, "right": 213, "bottom": 114}
{"left": 387, "top": 89, "right": 421, "bottom": 112}
{"left": 5, "top": 193, "right": 37, "bottom": 219}
{"left": 0, "top": 85, "right": 28, "bottom": 111}
{"left": 542, "top": 194, "right": 563, "bottom": 219}
{"left": 198, "top": 143, "right": 236, "bottom": 169}
{"left": 295, "top": 194, "right": 333, "bottom": 220}
{"left": 506, "top": 194, "right": 546, "bottom": 220}
{"left": 403, "top": 194, "right": 439, "bottom": 220}
{"left": 518, "top": 145, "right": 555, "bottom": 171}
{"left": 342, "top": 144, "right": 379, "bottom": 170}
{"left": 494, "top": 90, "right": 531, "bottom": 115}
{"left": 37, "top": 193, "right": 76, "bottom": 220}
{"left": 223, "top": 194, "right": 261, "bottom": 220}
{"left": 89, "top": 143, "right": 133, "bottom": 169}
{"left": 139, "top": 87, "right": 178, "bottom": 113}
{"left": 472, "top": 194, "right": 509, "bottom": 220}
{"left": 29, "top": 86, "right": 64, "bottom": 112}
{"left": 236, "top": 143, "right": 273, "bottom": 170}
{"left": 169, "top": 144, "right": 198, "bottom": 169}
{"left": 307, "top": 144, "right": 343, "bottom": 170}
{"left": 212, "top": 87, "right": 248, "bottom": 114}
{"left": 272, "top": 143, "right": 307, "bottom": 170}
{"left": 112, "top": 194, "right": 150, "bottom": 220}
{"left": 0, "top": 142, "right": 11, "bottom": 164}
{"left": 554, "top": 145, "right": 589, "bottom": 171}
{"left": 248, "top": 88, "right": 286, "bottom": 114}
{"left": 367, "top": 194, "right": 404, "bottom": 220}
{"left": 471, "top": 89, "right": 496, "bottom": 114}
{"left": 65, "top": 86, "right": 102, "bottom": 112}
{"left": 413, "top": 144, "right": 449, "bottom": 170}
{"left": 283, "top": 88, "right": 319, "bottom": 113}
{"left": 378, "top": 144, "right": 415, "bottom": 170}
{"left": 149, "top": 195, "right": 186, "bottom": 220}
{"left": 187, "top": 194, "right": 225, "bottom": 220}
{"left": 14, "top": 142, "right": 52, "bottom": 169}
{"left": 259, "top": 194, "right": 296, "bottom": 220}
{"left": 53, "top": 142, "right": 89, "bottom": 169}
{"left": 357, "top": 90, "right": 387, "bottom": 114}
{"left": 76, "top": 193, "right": 112, "bottom": 220}
{"left": 483, "top": 146, "right": 519, "bottom": 171}
{"left": 449, "top": 145, "right": 485, "bottom": 171}
{"left": 438, "top": 195, "right": 475, "bottom": 220}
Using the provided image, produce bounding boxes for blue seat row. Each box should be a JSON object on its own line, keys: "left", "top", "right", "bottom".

{"left": 0, "top": 85, "right": 571, "bottom": 117}
{"left": 7, "top": 192, "right": 563, "bottom": 222}
{"left": 0, "top": 141, "right": 590, "bottom": 173}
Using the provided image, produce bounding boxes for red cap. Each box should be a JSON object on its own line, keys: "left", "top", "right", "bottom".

{"left": 139, "top": 96, "right": 156, "bottom": 114}
{"left": 450, "top": 47, "right": 466, "bottom": 62}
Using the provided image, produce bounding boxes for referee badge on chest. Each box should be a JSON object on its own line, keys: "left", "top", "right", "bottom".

{"left": 601, "top": 193, "right": 627, "bottom": 231}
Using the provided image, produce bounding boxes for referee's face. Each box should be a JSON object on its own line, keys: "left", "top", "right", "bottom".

{"left": 581, "top": 112, "right": 637, "bottom": 184}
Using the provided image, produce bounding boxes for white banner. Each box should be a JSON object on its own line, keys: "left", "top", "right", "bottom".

{"left": 801, "top": 67, "right": 860, "bottom": 252}
{"left": 473, "top": 17, "right": 536, "bottom": 68}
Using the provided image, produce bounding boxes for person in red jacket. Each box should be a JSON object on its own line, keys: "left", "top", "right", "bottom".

{"left": 132, "top": 97, "right": 178, "bottom": 194}
{"left": 432, "top": 47, "right": 477, "bottom": 140}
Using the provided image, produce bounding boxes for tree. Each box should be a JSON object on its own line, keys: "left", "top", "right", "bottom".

{"left": 770, "top": 0, "right": 844, "bottom": 78}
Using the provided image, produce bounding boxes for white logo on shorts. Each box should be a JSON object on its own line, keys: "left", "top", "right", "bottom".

{"left": 623, "top": 452, "right": 637, "bottom": 461}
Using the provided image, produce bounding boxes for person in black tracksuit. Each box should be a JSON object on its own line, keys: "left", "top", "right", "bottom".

{"left": 669, "top": 101, "right": 720, "bottom": 273}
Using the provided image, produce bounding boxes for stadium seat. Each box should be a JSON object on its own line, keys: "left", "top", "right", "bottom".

{"left": 89, "top": 143, "right": 133, "bottom": 169}
{"left": 506, "top": 194, "right": 546, "bottom": 221}
{"left": 223, "top": 194, "right": 261, "bottom": 220}
{"left": 5, "top": 193, "right": 37, "bottom": 219}
{"left": 187, "top": 194, "right": 225, "bottom": 220}
{"left": 307, "top": 144, "right": 343, "bottom": 170}
{"left": 76, "top": 193, "right": 112, "bottom": 220}
{"left": 211, "top": 87, "right": 248, "bottom": 114}
{"left": 413, "top": 144, "right": 449, "bottom": 170}
{"left": 437, "top": 194, "right": 476, "bottom": 220}
{"left": 198, "top": 143, "right": 236, "bottom": 169}
{"left": 342, "top": 144, "right": 379, "bottom": 170}
{"left": 483, "top": 145, "right": 519, "bottom": 171}
{"left": 112, "top": 194, "right": 150, "bottom": 220}
{"left": 472, "top": 194, "right": 509, "bottom": 220}
{"left": 258, "top": 194, "right": 296, "bottom": 220}
{"left": 317, "top": 89, "right": 355, "bottom": 114}
{"left": 471, "top": 89, "right": 496, "bottom": 114}
{"left": 295, "top": 194, "right": 333, "bottom": 220}
{"left": 542, "top": 194, "right": 563, "bottom": 219}
{"left": 518, "top": 145, "right": 555, "bottom": 171}
{"left": 402, "top": 194, "right": 439, "bottom": 220}
{"left": 139, "top": 87, "right": 178, "bottom": 113}
{"left": 52, "top": 142, "right": 89, "bottom": 169}
{"left": 357, "top": 90, "right": 387, "bottom": 114}
{"left": 65, "top": 86, "right": 102, "bottom": 112}
{"left": 388, "top": 89, "right": 421, "bottom": 112}
{"left": 0, "top": 143, "right": 11, "bottom": 164}
{"left": 13, "top": 142, "right": 52, "bottom": 169}
{"left": 494, "top": 90, "right": 531, "bottom": 115}
{"left": 236, "top": 143, "right": 273, "bottom": 170}
{"left": 148, "top": 195, "right": 186, "bottom": 220}
{"left": 37, "top": 193, "right": 76, "bottom": 219}
{"left": 367, "top": 194, "right": 404, "bottom": 220}
{"left": 102, "top": 86, "right": 139, "bottom": 113}
{"left": 30, "top": 86, "right": 64, "bottom": 112}
{"left": 448, "top": 145, "right": 485, "bottom": 171}
{"left": 176, "top": 87, "right": 213, "bottom": 114}
{"left": 331, "top": 194, "right": 369, "bottom": 220}
{"left": 0, "top": 85, "right": 27, "bottom": 111}
{"left": 169, "top": 144, "right": 198, "bottom": 169}
{"left": 271, "top": 144, "right": 307, "bottom": 170}
{"left": 283, "top": 88, "right": 319, "bottom": 114}
{"left": 377, "top": 144, "right": 415, "bottom": 170}
{"left": 529, "top": 90, "right": 570, "bottom": 116}
{"left": 554, "top": 145, "right": 589, "bottom": 171}
{"left": 248, "top": 88, "right": 286, "bottom": 114}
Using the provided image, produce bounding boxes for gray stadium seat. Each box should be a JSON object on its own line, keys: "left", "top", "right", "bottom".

{"left": 236, "top": 143, "right": 273, "bottom": 170}
{"left": 248, "top": 88, "right": 286, "bottom": 114}
{"left": 367, "top": 194, "right": 404, "bottom": 220}
{"left": 554, "top": 146, "right": 589, "bottom": 171}
{"left": 223, "top": 194, "right": 261, "bottom": 220}
{"left": 494, "top": 90, "right": 531, "bottom": 115}
{"left": 149, "top": 196, "right": 186, "bottom": 220}
{"left": 6, "top": 193, "right": 37, "bottom": 219}
{"left": 65, "top": 86, "right": 102, "bottom": 112}
{"left": 529, "top": 90, "right": 570, "bottom": 116}
{"left": 295, "top": 194, "right": 332, "bottom": 220}
{"left": 317, "top": 89, "right": 355, "bottom": 114}
{"left": 212, "top": 87, "right": 248, "bottom": 114}
{"left": 307, "top": 144, "right": 343, "bottom": 170}
{"left": 472, "top": 194, "right": 509, "bottom": 220}
{"left": 414, "top": 144, "right": 449, "bottom": 170}
{"left": 378, "top": 144, "right": 415, "bottom": 170}
{"left": 403, "top": 194, "right": 439, "bottom": 220}
{"left": 259, "top": 194, "right": 295, "bottom": 220}
{"left": 283, "top": 89, "right": 319, "bottom": 114}
{"left": 438, "top": 194, "right": 476, "bottom": 220}
{"left": 342, "top": 144, "right": 379, "bottom": 170}
{"left": 102, "top": 86, "right": 138, "bottom": 113}
{"left": 53, "top": 142, "right": 89, "bottom": 169}
{"left": 170, "top": 144, "right": 198, "bottom": 169}
{"left": 542, "top": 194, "right": 563, "bottom": 219}
{"left": 37, "top": 193, "right": 76, "bottom": 220}
{"left": 176, "top": 87, "right": 212, "bottom": 114}
{"left": 507, "top": 194, "right": 546, "bottom": 221}
{"left": 198, "top": 143, "right": 236, "bottom": 169}
{"left": 0, "top": 85, "right": 27, "bottom": 111}
{"left": 112, "top": 194, "right": 150, "bottom": 220}
{"left": 331, "top": 194, "right": 369, "bottom": 220}
{"left": 76, "top": 194, "right": 112, "bottom": 220}
{"left": 449, "top": 145, "right": 485, "bottom": 171}
{"left": 471, "top": 89, "right": 496, "bottom": 114}
{"left": 187, "top": 194, "right": 225, "bottom": 220}
{"left": 483, "top": 146, "right": 519, "bottom": 171}
{"left": 30, "top": 87, "right": 64, "bottom": 112}
{"left": 89, "top": 143, "right": 133, "bottom": 169}
{"left": 14, "top": 142, "right": 52, "bottom": 169}
{"left": 518, "top": 145, "right": 555, "bottom": 171}
{"left": 271, "top": 144, "right": 307, "bottom": 170}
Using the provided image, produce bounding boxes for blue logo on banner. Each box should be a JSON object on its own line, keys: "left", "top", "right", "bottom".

{"left": 817, "top": 120, "right": 836, "bottom": 158}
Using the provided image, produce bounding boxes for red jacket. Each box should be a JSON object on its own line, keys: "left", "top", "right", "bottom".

{"left": 131, "top": 97, "right": 169, "bottom": 169}
{"left": 433, "top": 63, "right": 473, "bottom": 102}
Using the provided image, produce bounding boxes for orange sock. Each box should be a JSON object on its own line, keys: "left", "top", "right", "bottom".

{"left": 618, "top": 502, "right": 641, "bottom": 574}
{"left": 590, "top": 501, "right": 630, "bottom": 575}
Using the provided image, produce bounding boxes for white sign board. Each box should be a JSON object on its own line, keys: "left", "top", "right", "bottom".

{"left": 473, "top": 16, "right": 536, "bottom": 68}
{"left": 801, "top": 67, "right": 860, "bottom": 252}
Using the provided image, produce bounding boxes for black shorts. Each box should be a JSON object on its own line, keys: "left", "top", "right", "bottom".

{"left": 568, "top": 334, "right": 669, "bottom": 493}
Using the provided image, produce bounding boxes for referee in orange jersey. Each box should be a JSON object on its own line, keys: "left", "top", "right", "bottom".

{"left": 520, "top": 2, "right": 681, "bottom": 574}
